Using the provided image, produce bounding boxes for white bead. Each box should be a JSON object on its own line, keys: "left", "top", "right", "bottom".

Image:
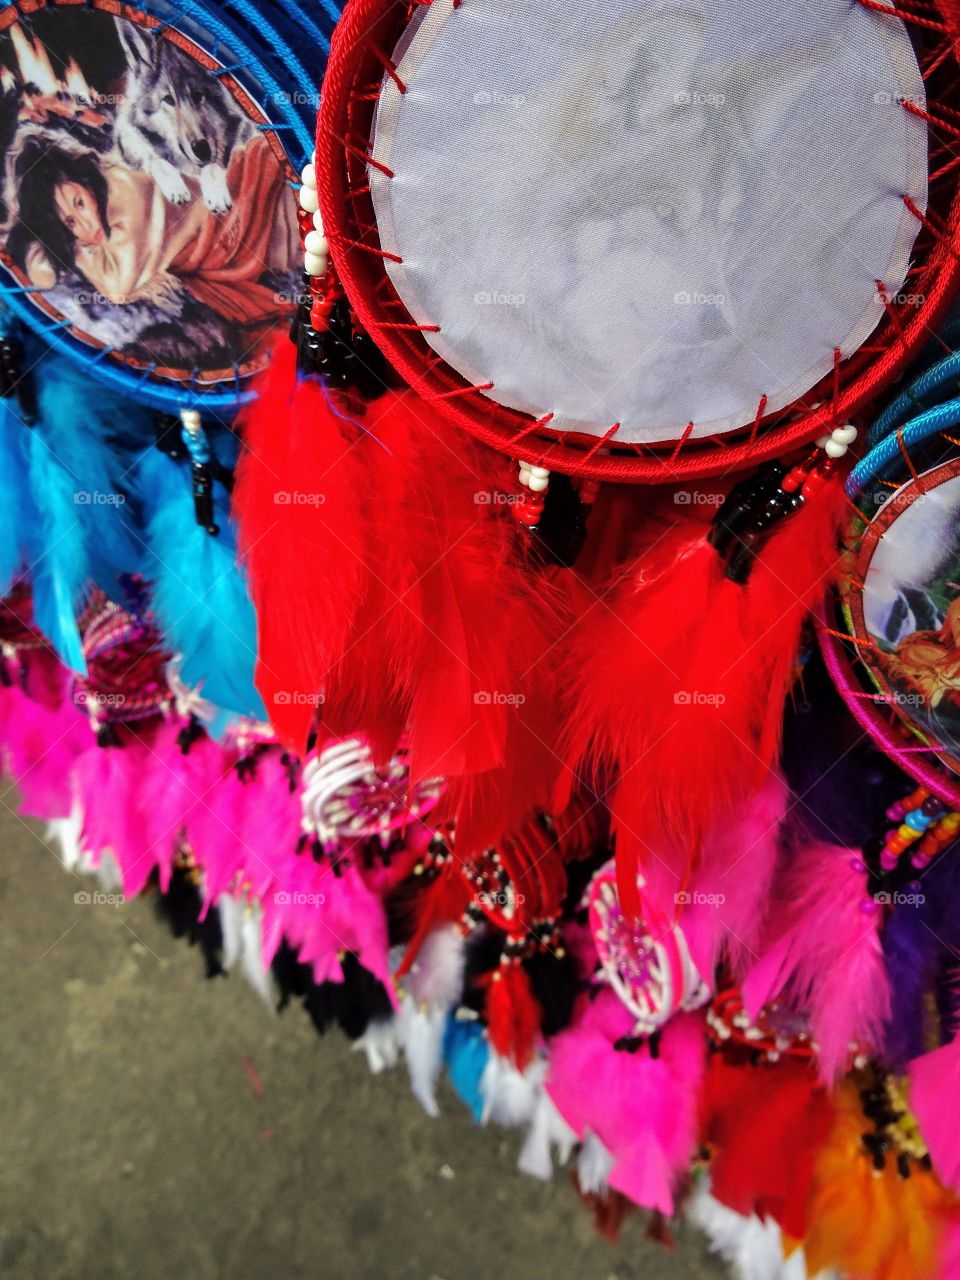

{"left": 527, "top": 471, "right": 550, "bottom": 493}
{"left": 528, "top": 465, "right": 550, "bottom": 480}
{"left": 312, "top": 210, "right": 325, "bottom": 234}
{"left": 180, "top": 408, "right": 201, "bottom": 433}
{"left": 303, "top": 230, "right": 328, "bottom": 257}
{"left": 824, "top": 438, "right": 848, "bottom": 458}
{"left": 298, "top": 185, "right": 319, "bottom": 214}
{"left": 304, "top": 250, "right": 327, "bottom": 276}
{"left": 300, "top": 163, "right": 317, "bottom": 189}
{"left": 815, "top": 434, "right": 830, "bottom": 449}
{"left": 831, "top": 424, "right": 858, "bottom": 445}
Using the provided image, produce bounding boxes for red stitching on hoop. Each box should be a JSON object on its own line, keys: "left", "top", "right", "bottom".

{"left": 424, "top": 381, "right": 494, "bottom": 401}
{"left": 903, "top": 195, "right": 960, "bottom": 262}
{"left": 507, "top": 413, "right": 554, "bottom": 446}
{"left": 748, "top": 395, "right": 768, "bottom": 445}
{"left": 876, "top": 282, "right": 908, "bottom": 354}
{"left": 855, "top": 0, "right": 948, "bottom": 33}
{"left": 901, "top": 98, "right": 960, "bottom": 138}
{"left": 342, "top": 239, "right": 404, "bottom": 263}
{"left": 581, "top": 422, "right": 621, "bottom": 464}
{"left": 370, "top": 41, "right": 407, "bottom": 92}
{"left": 669, "top": 422, "right": 694, "bottom": 462}
{"left": 374, "top": 321, "right": 442, "bottom": 331}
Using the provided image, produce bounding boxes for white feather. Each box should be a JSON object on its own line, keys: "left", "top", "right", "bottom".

{"left": 518, "top": 1090, "right": 577, "bottom": 1180}
{"left": 480, "top": 1051, "right": 545, "bottom": 1127}
{"left": 217, "top": 894, "right": 275, "bottom": 1010}
{"left": 687, "top": 1181, "right": 839, "bottom": 1280}
{"left": 402, "top": 926, "right": 465, "bottom": 1008}
{"left": 577, "top": 1130, "right": 616, "bottom": 1194}
{"left": 395, "top": 995, "right": 447, "bottom": 1117}
{"left": 353, "top": 1018, "right": 401, "bottom": 1074}
{"left": 47, "top": 801, "right": 122, "bottom": 889}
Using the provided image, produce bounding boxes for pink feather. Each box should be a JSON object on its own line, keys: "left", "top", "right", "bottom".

{"left": 682, "top": 771, "right": 788, "bottom": 982}
{"left": 909, "top": 1034, "right": 960, "bottom": 1193}
{"left": 742, "top": 841, "right": 890, "bottom": 1082}
{"left": 546, "top": 991, "right": 706, "bottom": 1214}
{"left": 5, "top": 685, "right": 86, "bottom": 821}
{"left": 135, "top": 726, "right": 224, "bottom": 893}
{"left": 74, "top": 741, "right": 153, "bottom": 893}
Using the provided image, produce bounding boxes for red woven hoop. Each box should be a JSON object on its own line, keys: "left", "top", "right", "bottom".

{"left": 317, "top": 0, "right": 960, "bottom": 482}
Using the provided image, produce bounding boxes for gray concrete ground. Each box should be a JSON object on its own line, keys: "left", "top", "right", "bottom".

{"left": 0, "top": 788, "right": 726, "bottom": 1280}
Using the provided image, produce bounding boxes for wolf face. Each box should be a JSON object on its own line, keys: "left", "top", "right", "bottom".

{"left": 114, "top": 19, "right": 253, "bottom": 213}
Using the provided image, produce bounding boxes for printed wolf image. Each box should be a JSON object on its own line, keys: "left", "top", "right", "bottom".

{"left": 0, "top": 4, "right": 300, "bottom": 384}
{"left": 859, "top": 471, "right": 960, "bottom": 758}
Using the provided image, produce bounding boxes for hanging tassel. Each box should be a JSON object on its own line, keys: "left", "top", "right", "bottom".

{"left": 484, "top": 954, "right": 543, "bottom": 1072}
{"left": 742, "top": 840, "right": 890, "bottom": 1083}
{"left": 233, "top": 338, "right": 370, "bottom": 752}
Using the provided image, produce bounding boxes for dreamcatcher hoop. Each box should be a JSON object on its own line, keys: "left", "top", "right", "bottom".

{"left": 0, "top": 0, "right": 326, "bottom": 412}
{"left": 317, "top": 0, "right": 960, "bottom": 482}
{"left": 820, "top": 416, "right": 960, "bottom": 805}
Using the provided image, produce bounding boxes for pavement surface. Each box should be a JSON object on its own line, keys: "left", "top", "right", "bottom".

{"left": 0, "top": 788, "right": 728, "bottom": 1280}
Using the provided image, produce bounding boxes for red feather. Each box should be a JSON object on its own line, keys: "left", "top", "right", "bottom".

{"left": 356, "top": 390, "right": 568, "bottom": 849}
{"left": 485, "top": 960, "right": 543, "bottom": 1071}
{"left": 558, "top": 475, "right": 845, "bottom": 914}
{"left": 700, "top": 1056, "right": 834, "bottom": 1238}
{"left": 233, "top": 340, "right": 370, "bottom": 752}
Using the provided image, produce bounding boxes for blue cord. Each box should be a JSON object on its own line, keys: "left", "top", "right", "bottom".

{"left": 868, "top": 349, "right": 960, "bottom": 445}
{"left": 848, "top": 394, "right": 960, "bottom": 495}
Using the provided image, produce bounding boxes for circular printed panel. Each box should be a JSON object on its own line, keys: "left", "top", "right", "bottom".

{"left": 847, "top": 459, "right": 960, "bottom": 776}
{"left": 0, "top": 0, "right": 302, "bottom": 404}
{"left": 369, "top": 0, "right": 927, "bottom": 443}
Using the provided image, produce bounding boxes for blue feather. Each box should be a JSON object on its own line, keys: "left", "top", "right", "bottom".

{"left": 136, "top": 444, "right": 265, "bottom": 718}
{"left": 0, "top": 397, "right": 40, "bottom": 596}
{"left": 12, "top": 340, "right": 153, "bottom": 668}
{"left": 443, "top": 1015, "right": 488, "bottom": 1122}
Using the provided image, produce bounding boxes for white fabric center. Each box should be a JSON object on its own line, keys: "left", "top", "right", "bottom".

{"left": 369, "top": 0, "right": 927, "bottom": 443}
